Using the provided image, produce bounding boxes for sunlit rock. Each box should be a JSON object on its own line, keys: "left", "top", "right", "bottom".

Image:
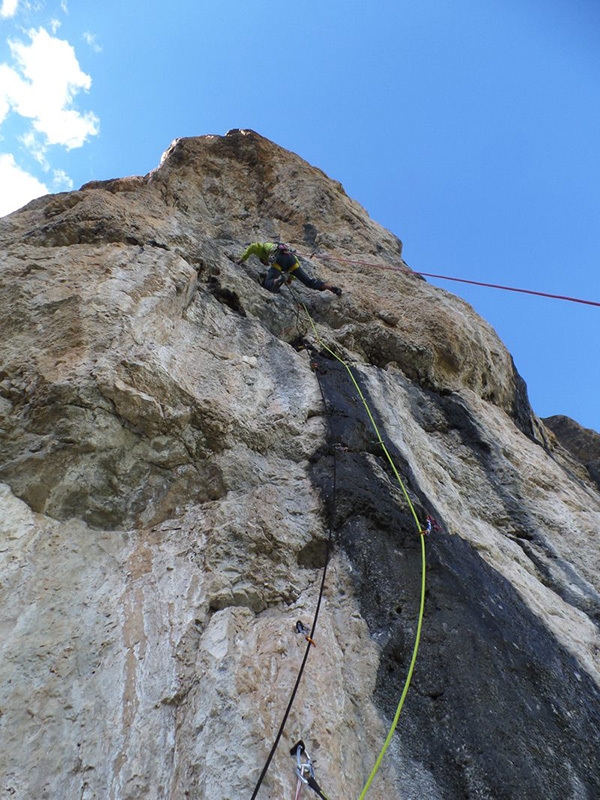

{"left": 1, "top": 131, "right": 599, "bottom": 799}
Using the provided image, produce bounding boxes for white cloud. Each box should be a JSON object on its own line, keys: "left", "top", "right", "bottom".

{"left": 0, "top": 0, "right": 20, "bottom": 19}
{"left": 0, "top": 23, "right": 99, "bottom": 214}
{"left": 83, "top": 32, "right": 102, "bottom": 53}
{"left": 0, "top": 152, "right": 48, "bottom": 216}
{"left": 0, "top": 27, "right": 100, "bottom": 152}
{"left": 51, "top": 168, "right": 72, "bottom": 191}
{"left": 19, "top": 129, "right": 50, "bottom": 168}
{"left": 0, "top": 63, "right": 22, "bottom": 124}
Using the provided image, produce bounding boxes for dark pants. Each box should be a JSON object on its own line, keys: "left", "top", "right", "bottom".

{"left": 263, "top": 266, "right": 287, "bottom": 293}
{"left": 262, "top": 265, "right": 325, "bottom": 293}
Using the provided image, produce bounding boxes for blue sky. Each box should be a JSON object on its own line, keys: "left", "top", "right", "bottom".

{"left": 1, "top": 0, "right": 599, "bottom": 431}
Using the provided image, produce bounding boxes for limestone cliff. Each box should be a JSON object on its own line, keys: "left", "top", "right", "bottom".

{"left": 543, "top": 415, "right": 600, "bottom": 491}
{"left": 0, "top": 130, "right": 599, "bottom": 800}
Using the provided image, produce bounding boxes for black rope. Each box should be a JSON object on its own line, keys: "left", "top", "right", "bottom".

{"left": 307, "top": 774, "right": 332, "bottom": 800}
{"left": 249, "top": 362, "right": 337, "bottom": 800}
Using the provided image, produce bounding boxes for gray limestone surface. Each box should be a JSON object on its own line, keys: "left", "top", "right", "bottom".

{"left": 0, "top": 130, "right": 598, "bottom": 800}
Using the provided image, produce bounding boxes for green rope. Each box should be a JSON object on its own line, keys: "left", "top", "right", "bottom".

{"left": 357, "top": 534, "right": 426, "bottom": 800}
{"left": 300, "top": 301, "right": 427, "bottom": 799}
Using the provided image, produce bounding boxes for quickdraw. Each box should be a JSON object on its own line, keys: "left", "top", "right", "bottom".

{"left": 420, "top": 515, "right": 441, "bottom": 536}
{"left": 296, "top": 620, "right": 317, "bottom": 647}
{"left": 290, "top": 741, "right": 331, "bottom": 800}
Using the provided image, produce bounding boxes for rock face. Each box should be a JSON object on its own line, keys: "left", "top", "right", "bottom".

{"left": 0, "top": 130, "right": 599, "bottom": 800}
{"left": 543, "top": 414, "right": 600, "bottom": 490}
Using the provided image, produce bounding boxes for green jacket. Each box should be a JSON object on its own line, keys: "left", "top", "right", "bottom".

{"left": 238, "top": 242, "right": 278, "bottom": 265}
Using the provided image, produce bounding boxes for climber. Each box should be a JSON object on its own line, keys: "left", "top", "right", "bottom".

{"left": 236, "top": 242, "right": 342, "bottom": 296}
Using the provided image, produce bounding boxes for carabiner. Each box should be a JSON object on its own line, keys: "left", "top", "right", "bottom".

{"left": 290, "top": 740, "right": 315, "bottom": 784}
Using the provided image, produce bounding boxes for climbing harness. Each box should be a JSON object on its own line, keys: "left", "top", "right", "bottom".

{"left": 291, "top": 741, "right": 332, "bottom": 800}
{"left": 420, "top": 515, "right": 441, "bottom": 536}
{"left": 269, "top": 243, "right": 301, "bottom": 275}
{"left": 296, "top": 620, "right": 317, "bottom": 647}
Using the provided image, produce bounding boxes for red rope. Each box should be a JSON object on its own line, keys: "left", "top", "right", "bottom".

{"left": 313, "top": 253, "right": 600, "bottom": 308}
